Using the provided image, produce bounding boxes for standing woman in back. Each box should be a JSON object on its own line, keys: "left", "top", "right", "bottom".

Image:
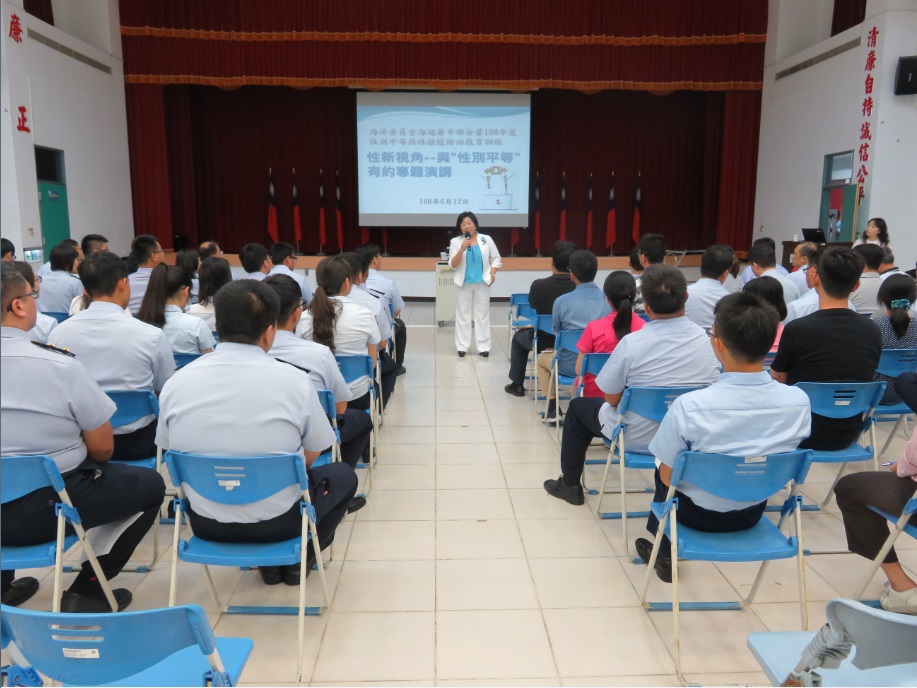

{"left": 853, "top": 217, "right": 890, "bottom": 248}
{"left": 448, "top": 211, "right": 502, "bottom": 357}
{"left": 138, "top": 264, "right": 215, "bottom": 354}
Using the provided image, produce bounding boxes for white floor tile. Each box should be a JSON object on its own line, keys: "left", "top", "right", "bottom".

{"left": 436, "top": 464, "right": 506, "bottom": 490}
{"left": 436, "top": 488, "right": 515, "bottom": 520}
{"left": 436, "top": 559, "right": 539, "bottom": 611}
{"left": 333, "top": 560, "right": 435, "bottom": 612}
{"left": 346, "top": 521, "right": 436, "bottom": 560}
{"left": 436, "top": 520, "right": 526, "bottom": 559}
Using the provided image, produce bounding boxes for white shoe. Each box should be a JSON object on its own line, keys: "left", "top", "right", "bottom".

{"left": 879, "top": 584, "right": 917, "bottom": 615}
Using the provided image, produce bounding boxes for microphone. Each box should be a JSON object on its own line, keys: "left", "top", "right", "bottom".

{"left": 464, "top": 231, "right": 472, "bottom": 247}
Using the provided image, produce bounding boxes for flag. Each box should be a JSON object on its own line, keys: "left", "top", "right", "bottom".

{"left": 585, "top": 174, "right": 594, "bottom": 249}
{"left": 318, "top": 169, "right": 327, "bottom": 247}
{"left": 604, "top": 174, "right": 617, "bottom": 250}
{"left": 335, "top": 171, "right": 344, "bottom": 250}
{"left": 533, "top": 171, "right": 541, "bottom": 252}
{"left": 631, "top": 173, "right": 642, "bottom": 245}
{"left": 558, "top": 171, "right": 567, "bottom": 240}
{"left": 292, "top": 169, "right": 302, "bottom": 244}
{"left": 360, "top": 227, "right": 369, "bottom": 244}
{"left": 267, "top": 169, "right": 279, "bottom": 244}
{"left": 510, "top": 227, "right": 520, "bottom": 247}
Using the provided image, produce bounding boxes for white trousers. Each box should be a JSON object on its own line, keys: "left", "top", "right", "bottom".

{"left": 454, "top": 282, "right": 492, "bottom": 353}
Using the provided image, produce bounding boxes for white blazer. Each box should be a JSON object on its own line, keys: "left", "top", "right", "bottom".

{"left": 448, "top": 233, "right": 502, "bottom": 287}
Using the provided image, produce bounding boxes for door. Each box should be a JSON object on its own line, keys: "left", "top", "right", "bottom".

{"left": 35, "top": 146, "right": 70, "bottom": 255}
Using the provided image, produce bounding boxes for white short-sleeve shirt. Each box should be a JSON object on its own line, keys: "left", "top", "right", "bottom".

{"left": 37, "top": 271, "right": 83, "bottom": 314}
{"left": 187, "top": 302, "right": 217, "bottom": 331}
{"left": 685, "top": 278, "right": 729, "bottom": 330}
{"left": 163, "top": 305, "right": 216, "bottom": 354}
{"left": 128, "top": 267, "right": 153, "bottom": 315}
{"left": 347, "top": 285, "right": 393, "bottom": 341}
{"left": 269, "top": 265, "right": 314, "bottom": 303}
{"left": 28, "top": 313, "right": 58, "bottom": 344}
{"left": 269, "top": 330, "right": 353, "bottom": 404}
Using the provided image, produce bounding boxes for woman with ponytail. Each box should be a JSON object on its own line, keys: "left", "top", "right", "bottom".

{"left": 188, "top": 256, "right": 232, "bottom": 331}
{"left": 299, "top": 256, "right": 383, "bottom": 408}
{"left": 574, "top": 271, "right": 645, "bottom": 398}
{"left": 138, "top": 264, "right": 215, "bottom": 354}
{"left": 874, "top": 274, "right": 917, "bottom": 405}
{"left": 175, "top": 248, "right": 201, "bottom": 305}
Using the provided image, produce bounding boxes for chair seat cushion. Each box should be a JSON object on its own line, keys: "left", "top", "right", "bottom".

{"left": 179, "top": 536, "right": 302, "bottom": 567}
{"left": 1, "top": 535, "right": 79, "bottom": 570}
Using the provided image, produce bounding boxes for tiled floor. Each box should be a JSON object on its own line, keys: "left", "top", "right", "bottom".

{"left": 10, "top": 302, "right": 917, "bottom": 686}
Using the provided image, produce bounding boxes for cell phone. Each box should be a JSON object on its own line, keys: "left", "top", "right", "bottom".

{"left": 881, "top": 461, "right": 896, "bottom": 466}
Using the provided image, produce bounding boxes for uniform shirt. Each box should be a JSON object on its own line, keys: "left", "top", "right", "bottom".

{"left": 722, "top": 274, "right": 742, "bottom": 294}
{"left": 298, "top": 296, "right": 380, "bottom": 398}
{"left": 50, "top": 301, "right": 175, "bottom": 433}
{"left": 552, "top": 282, "right": 611, "bottom": 375}
{"left": 528, "top": 273, "right": 576, "bottom": 350}
{"left": 759, "top": 268, "right": 800, "bottom": 304}
{"left": 784, "top": 289, "right": 856, "bottom": 324}
{"left": 347, "top": 284, "right": 393, "bottom": 341}
{"left": 187, "top": 302, "right": 217, "bottom": 331}
{"left": 268, "top": 264, "right": 313, "bottom": 304}
{"left": 269, "top": 331, "right": 353, "bottom": 403}
{"left": 163, "top": 305, "right": 216, "bottom": 354}
{"left": 595, "top": 316, "right": 721, "bottom": 451}
{"left": 649, "top": 372, "right": 811, "bottom": 512}
{"left": 879, "top": 267, "right": 902, "bottom": 282}
{"left": 156, "top": 343, "right": 336, "bottom": 523}
{"left": 685, "top": 278, "right": 729, "bottom": 330}
{"left": 245, "top": 271, "right": 268, "bottom": 281}
{"left": 366, "top": 268, "right": 405, "bottom": 313}
{"left": 37, "top": 271, "right": 83, "bottom": 314}
{"left": 128, "top": 267, "right": 153, "bottom": 315}
{"left": 788, "top": 265, "right": 811, "bottom": 297}
{"left": 741, "top": 263, "right": 788, "bottom": 284}
{"left": 1, "top": 326, "right": 116, "bottom": 473}
{"left": 36, "top": 261, "right": 52, "bottom": 279}
{"left": 28, "top": 313, "right": 58, "bottom": 344}
{"left": 849, "top": 272, "right": 882, "bottom": 317}
{"left": 576, "top": 312, "right": 646, "bottom": 397}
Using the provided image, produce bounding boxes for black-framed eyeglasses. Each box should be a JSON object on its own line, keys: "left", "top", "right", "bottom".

{"left": 706, "top": 329, "right": 718, "bottom": 339}
{"left": 5, "top": 290, "right": 39, "bottom": 312}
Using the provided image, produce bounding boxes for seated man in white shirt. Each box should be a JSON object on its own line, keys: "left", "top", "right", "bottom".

{"left": 36, "top": 243, "right": 83, "bottom": 314}
{"left": 685, "top": 244, "right": 733, "bottom": 329}
{"left": 36, "top": 238, "right": 83, "bottom": 279}
{"left": 850, "top": 243, "right": 883, "bottom": 316}
{"left": 269, "top": 242, "right": 313, "bottom": 303}
{"left": 784, "top": 248, "right": 857, "bottom": 323}
{"left": 746, "top": 241, "right": 800, "bottom": 303}
{"left": 51, "top": 251, "right": 175, "bottom": 461}
{"left": 635, "top": 292, "right": 811, "bottom": 582}
{"left": 544, "top": 264, "right": 722, "bottom": 505}
{"left": 156, "top": 279, "right": 357, "bottom": 586}
{"left": 359, "top": 243, "right": 407, "bottom": 371}
{"left": 740, "top": 238, "right": 789, "bottom": 284}
{"left": 878, "top": 246, "right": 900, "bottom": 281}
{"left": 788, "top": 241, "right": 817, "bottom": 297}
{"left": 127, "top": 234, "right": 164, "bottom": 315}
{"left": 240, "top": 242, "right": 272, "bottom": 281}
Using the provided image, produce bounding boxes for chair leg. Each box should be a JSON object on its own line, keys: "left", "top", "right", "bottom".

{"left": 52, "top": 511, "right": 67, "bottom": 613}
{"left": 851, "top": 510, "right": 910, "bottom": 600}
{"left": 639, "top": 509, "right": 670, "bottom": 607}
{"left": 795, "top": 505, "right": 809, "bottom": 631}
{"left": 168, "top": 501, "right": 183, "bottom": 607}
{"left": 297, "top": 515, "right": 309, "bottom": 683}
{"left": 309, "top": 519, "right": 331, "bottom": 612}
{"left": 669, "top": 512, "right": 689, "bottom": 687}
{"left": 594, "top": 438, "right": 617, "bottom": 517}
{"left": 878, "top": 416, "right": 905, "bottom": 458}
{"left": 70, "top": 520, "right": 119, "bottom": 613}
{"left": 203, "top": 564, "right": 226, "bottom": 612}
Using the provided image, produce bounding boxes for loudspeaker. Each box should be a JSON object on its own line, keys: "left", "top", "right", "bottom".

{"left": 894, "top": 56, "right": 917, "bottom": 95}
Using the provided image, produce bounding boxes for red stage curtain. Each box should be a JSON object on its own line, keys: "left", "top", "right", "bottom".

{"left": 125, "top": 85, "right": 173, "bottom": 245}
{"left": 715, "top": 91, "right": 762, "bottom": 251}
{"left": 831, "top": 0, "right": 867, "bottom": 36}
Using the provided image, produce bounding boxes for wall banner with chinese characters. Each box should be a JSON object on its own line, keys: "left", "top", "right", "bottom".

{"left": 855, "top": 24, "right": 881, "bottom": 226}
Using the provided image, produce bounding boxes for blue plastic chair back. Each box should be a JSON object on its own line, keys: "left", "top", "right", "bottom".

{"left": 534, "top": 314, "right": 554, "bottom": 335}
{"left": 105, "top": 390, "right": 160, "bottom": 429}
{"left": 0, "top": 603, "right": 238, "bottom": 686}
{"left": 618, "top": 387, "right": 705, "bottom": 424}
{"left": 164, "top": 451, "right": 308, "bottom": 507}
{"left": 42, "top": 311, "right": 70, "bottom": 323}
{"left": 0, "top": 455, "right": 65, "bottom": 505}
{"left": 877, "top": 348, "right": 917, "bottom": 378}
{"left": 211, "top": 331, "right": 220, "bottom": 344}
{"left": 580, "top": 352, "right": 611, "bottom": 377}
{"left": 554, "top": 329, "right": 584, "bottom": 354}
{"left": 670, "top": 449, "right": 814, "bottom": 504}
{"left": 335, "top": 355, "right": 374, "bottom": 384}
{"left": 637, "top": 313, "right": 650, "bottom": 322}
{"left": 794, "top": 381, "right": 886, "bottom": 420}
{"left": 515, "top": 303, "right": 537, "bottom": 327}
{"left": 316, "top": 390, "right": 336, "bottom": 419}
{"left": 174, "top": 352, "right": 203, "bottom": 369}
{"left": 509, "top": 293, "right": 529, "bottom": 308}
{"left": 763, "top": 351, "right": 776, "bottom": 367}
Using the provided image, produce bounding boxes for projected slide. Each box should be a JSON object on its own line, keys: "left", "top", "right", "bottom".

{"left": 357, "top": 93, "right": 531, "bottom": 228}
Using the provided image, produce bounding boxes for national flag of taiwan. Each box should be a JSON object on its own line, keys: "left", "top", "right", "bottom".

{"left": 318, "top": 170, "right": 327, "bottom": 247}
{"left": 335, "top": 171, "right": 344, "bottom": 250}
{"left": 558, "top": 171, "right": 567, "bottom": 241}
{"left": 533, "top": 171, "right": 542, "bottom": 252}
{"left": 267, "top": 169, "right": 279, "bottom": 244}
{"left": 360, "top": 227, "right": 369, "bottom": 244}
{"left": 585, "top": 174, "right": 594, "bottom": 249}
{"left": 605, "top": 175, "right": 617, "bottom": 250}
{"left": 631, "top": 174, "right": 642, "bottom": 245}
{"left": 292, "top": 170, "right": 303, "bottom": 244}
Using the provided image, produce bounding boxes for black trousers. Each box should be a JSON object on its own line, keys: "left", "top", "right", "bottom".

{"left": 393, "top": 317, "right": 407, "bottom": 368}
{"left": 895, "top": 372, "right": 917, "bottom": 414}
{"left": 646, "top": 468, "right": 767, "bottom": 557}
{"left": 1, "top": 461, "right": 166, "bottom": 593}
{"left": 559, "top": 397, "right": 606, "bottom": 482}
{"left": 186, "top": 462, "right": 358, "bottom": 559}
{"left": 834, "top": 471, "right": 917, "bottom": 564}
{"left": 112, "top": 420, "right": 158, "bottom": 462}
{"left": 336, "top": 409, "right": 373, "bottom": 467}
{"left": 508, "top": 329, "right": 535, "bottom": 386}
{"left": 379, "top": 350, "right": 398, "bottom": 407}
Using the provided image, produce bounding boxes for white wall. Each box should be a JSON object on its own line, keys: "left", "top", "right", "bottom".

{"left": 767, "top": 0, "right": 835, "bottom": 64}
{"left": 0, "top": 0, "right": 134, "bottom": 262}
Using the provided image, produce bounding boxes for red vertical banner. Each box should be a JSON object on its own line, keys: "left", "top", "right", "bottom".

{"left": 585, "top": 173, "right": 594, "bottom": 249}
{"left": 631, "top": 173, "right": 642, "bottom": 246}
{"left": 292, "top": 169, "right": 303, "bottom": 245}
{"left": 335, "top": 170, "right": 344, "bottom": 250}
{"left": 360, "top": 227, "right": 369, "bottom": 244}
{"left": 605, "top": 174, "right": 617, "bottom": 252}
{"left": 558, "top": 171, "right": 567, "bottom": 240}
{"left": 533, "top": 171, "right": 542, "bottom": 255}
{"left": 510, "top": 227, "right": 520, "bottom": 248}
{"left": 318, "top": 169, "right": 327, "bottom": 248}
{"left": 267, "top": 168, "right": 279, "bottom": 244}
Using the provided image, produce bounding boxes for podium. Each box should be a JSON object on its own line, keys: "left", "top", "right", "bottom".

{"left": 435, "top": 261, "right": 454, "bottom": 327}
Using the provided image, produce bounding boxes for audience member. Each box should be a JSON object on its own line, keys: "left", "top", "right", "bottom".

{"left": 635, "top": 292, "right": 811, "bottom": 581}
{"left": 156, "top": 279, "right": 356, "bottom": 586}
{"left": 740, "top": 238, "right": 789, "bottom": 284}
{"left": 240, "top": 242, "right": 272, "bottom": 280}
{"left": 504, "top": 240, "right": 576, "bottom": 397}
{"left": 360, "top": 243, "right": 407, "bottom": 368}
{"left": 788, "top": 241, "right": 817, "bottom": 297}
{"left": 685, "top": 244, "right": 733, "bottom": 329}
{"left": 850, "top": 243, "right": 883, "bottom": 316}
{"left": 266, "top": 274, "right": 373, "bottom": 496}
{"left": 872, "top": 274, "right": 917, "bottom": 406}
{"left": 137, "top": 264, "right": 215, "bottom": 354}
{"left": 269, "top": 242, "right": 313, "bottom": 303}
{"left": 198, "top": 240, "right": 222, "bottom": 260}
{"left": 722, "top": 255, "right": 743, "bottom": 294}
{"left": 127, "top": 234, "right": 164, "bottom": 315}
{"left": 10, "top": 261, "right": 58, "bottom": 343}
{"left": 783, "top": 248, "right": 856, "bottom": 323}
{"left": 1, "top": 262, "right": 165, "bottom": 611}
{"left": 746, "top": 240, "right": 800, "bottom": 302}
{"left": 537, "top": 250, "right": 610, "bottom": 424}
{"left": 634, "top": 234, "right": 666, "bottom": 312}
{"left": 878, "top": 246, "right": 900, "bottom": 281}
{"left": 771, "top": 247, "right": 882, "bottom": 450}
{"left": 575, "top": 270, "right": 645, "bottom": 398}
{"left": 299, "top": 256, "right": 384, "bottom": 409}
{"left": 51, "top": 251, "right": 174, "bottom": 461}
{"left": 175, "top": 248, "right": 201, "bottom": 304}
{"left": 36, "top": 243, "right": 83, "bottom": 314}
{"left": 853, "top": 217, "right": 890, "bottom": 248}
{"left": 544, "top": 264, "right": 720, "bottom": 505}
{"left": 81, "top": 233, "right": 109, "bottom": 255}
{"left": 1, "top": 238, "right": 14, "bottom": 261}
{"left": 188, "top": 256, "right": 233, "bottom": 331}
{"left": 743, "top": 275, "right": 787, "bottom": 353}
{"left": 37, "top": 238, "right": 83, "bottom": 278}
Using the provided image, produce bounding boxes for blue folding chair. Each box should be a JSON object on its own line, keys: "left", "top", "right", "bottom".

{"left": 174, "top": 352, "right": 203, "bottom": 369}
{"left": 639, "top": 449, "right": 815, "bottom": 684}
{"left": 594, "top": 387, "right": 705, "bottom": 560}
{"left": 164, "top": 451, "right": 330, "bottom": 681}
{"left": 335, "top": 354, "right": 378, "bottom": 484}
{"left": 42, "top": 311, "right": 69, "bottom": 323}
{"left": 0, "top": 456, "right": 119, "bottom": 613}
{"left": 794, "top": 381, "right": 886, "bottom": 509}
{"left": 530, "top": 314, "right": 554, "bottom": 404}
{"left": 545, "top": 329, "right": 584, "bottom": 438}
{"left": 314, "top": 389, "right": 340, "bottom": 467}
{"left": 0, "top": 603, "right": 252, "bottom": 686}
{"left": 575, "top": 352, "right": 611, "bottom": 398}
{"left": 748, "top": 598, "right": 917, "bottom": 686}
{"left": 507, "top": 293, "right": 530, "bottom": 357}
{"left": 852, "top": 496, "right": 917, "bottom": 603}
{"left": 874, "top": 348, "right": 917, "bottom": 458}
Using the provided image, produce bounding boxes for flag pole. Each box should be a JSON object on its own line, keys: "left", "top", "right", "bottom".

{"left": 316, "top": 168, "right": 326, "bottom": 256}
{"left": 293, "top": 167, "right": 301, "bottom": 254}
